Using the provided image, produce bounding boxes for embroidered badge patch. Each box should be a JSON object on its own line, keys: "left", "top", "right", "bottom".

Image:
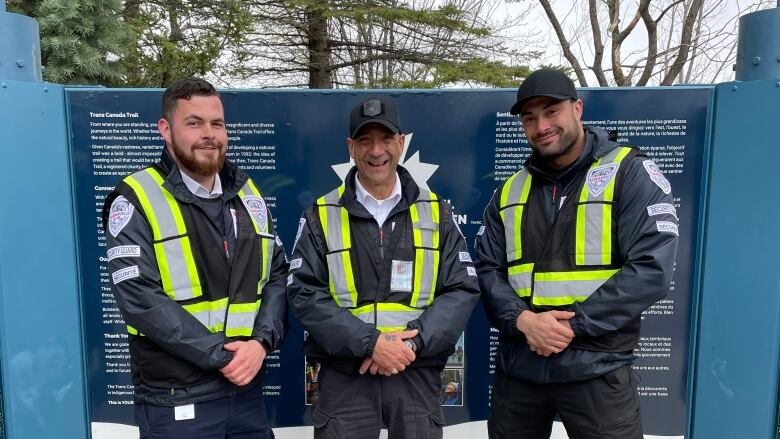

{"left": 293, "top": 217, "right": 306, "bottom": 251}
{"left": 647, "top": 203, "right": 678, "bottom": 219}
{"left": 656, "top": 221, "right": 679, "bottom": 236}
{"left": 643, "top": 160, "right": 671, "bottom": 194}
{"left": 112, "top": 265, "right": 139, "bottom": 284}
{"left": 242, "top": 196, "right": 267, "bottom": 232}
{"left": 586, "top": 163, "right": 619, "bottom": 197}
{"left": 107, "top": 245, "right": 141, "bottom": 262}
{"left": 108, "top": 196, "right": 134, "bottom": 237}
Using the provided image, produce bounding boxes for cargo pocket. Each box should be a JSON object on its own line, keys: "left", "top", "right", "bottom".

{"left": 311, "top": 408, "right": 341, "bottom": 439}
{"left": 425, "top": 410, "right": 445, "bottom": 439}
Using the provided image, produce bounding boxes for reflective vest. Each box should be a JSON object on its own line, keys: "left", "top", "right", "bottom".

{"left": 316, "top": 185, "right": 440, "bottom": 332}
{"left": 122, "top": 167, "right": 274, "bottom": 337}
{"left": 499, "top": 147, "right": 633, "bottom": 307}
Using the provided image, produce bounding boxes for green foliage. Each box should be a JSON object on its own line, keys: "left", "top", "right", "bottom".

{"left": 9, "top": 0, "right": 131, "bottom": 85}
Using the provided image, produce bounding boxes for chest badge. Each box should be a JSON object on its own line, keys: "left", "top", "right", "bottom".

{"left": 586, "top": 163, "right": 618, "bottom": 197}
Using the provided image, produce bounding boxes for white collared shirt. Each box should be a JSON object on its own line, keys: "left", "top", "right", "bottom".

{"left": 180, "top": 171, "right": 223, "bottom": 199}
{"left": 354, "top": 173, "right": 402, "bottom": 227}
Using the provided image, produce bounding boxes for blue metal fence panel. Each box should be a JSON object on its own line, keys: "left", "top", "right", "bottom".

{"left": 0, "top": 80, "right": 88, "bottom": 438}
{"left": 691, "top": 78, "right": 780, "bottom": 438}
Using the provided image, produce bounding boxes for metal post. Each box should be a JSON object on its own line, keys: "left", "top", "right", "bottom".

{"left": 735, "top": 5, "right": 780, "bottom": 80}
{"left": 0, "top": 1, "right": 6, "bottom": 13}
{"left": 0, "top": 4, "right": 42, "bottom": 82}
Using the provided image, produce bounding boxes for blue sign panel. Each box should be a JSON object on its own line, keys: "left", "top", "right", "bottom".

{"left": 67, "top": 87, "right": 711, "bottom": 437}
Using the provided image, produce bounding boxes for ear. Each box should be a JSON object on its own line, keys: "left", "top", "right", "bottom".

{"left": 158, "top": 117, "right": 172, "bottom": 146}
{"left": 573, "top": 99, "right": 584, "bottom": 121}
{"left": 398, "top": 133, "right": 405, "bottom": 155}
{"left": 347, "top": 137, "right": 356, "bottom": 160}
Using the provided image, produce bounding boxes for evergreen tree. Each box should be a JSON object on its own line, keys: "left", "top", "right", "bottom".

{"left": 9, "top": 0, "right": 132, "bottom": 85}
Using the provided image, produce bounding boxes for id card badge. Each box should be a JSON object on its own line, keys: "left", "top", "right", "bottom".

{"left": 174, "top": 404, "right": 195, "bottom": 421}
{"left": 390, "top": 260, "right": 413, "bottom": 292}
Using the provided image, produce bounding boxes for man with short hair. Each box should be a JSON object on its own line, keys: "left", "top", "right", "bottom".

{"left": 103, "top": 77, "right": 287, "bottom": 438}
{"left": 287, "top": 96, "right": 480, "bottom": 439}
{"left": 476, "top": 69, "right": 679, "bottom": 438}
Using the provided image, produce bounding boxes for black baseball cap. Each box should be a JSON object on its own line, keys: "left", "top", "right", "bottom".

{"left": 509, "top": 69, "right": 578, "bottom": 115}
{"left": 349, "top": 97, "right": 401, "bottom": 138}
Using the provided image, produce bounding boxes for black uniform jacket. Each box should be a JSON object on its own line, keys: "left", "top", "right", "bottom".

{"left": 476, "top": 127, "right": 679, "bottom": 383}
{"left": 102, "top": 150, "right": 288, "bottom": 405}
{"left": 287, "top": 166, "right": 480, "bottom": 374}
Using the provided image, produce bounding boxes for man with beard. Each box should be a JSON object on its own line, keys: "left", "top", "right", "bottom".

{"left": 102, "top": 78, "right": 287, "bottom": 438}
{"left": 287, "top": 97, "right": 480, "bottom": 438}
{"left": 476, "top": 70, "right": 679, "bottom": 438}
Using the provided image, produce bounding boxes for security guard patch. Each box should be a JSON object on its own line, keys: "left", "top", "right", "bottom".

{"left": 108, "top": 196, "right": 134, "bottom": 237}
{"left": 112, "top": 265, "right": 139, "bottom": 284}
{"left": 586, "top": 163, "right": 618, "bottom": 197}
{"left": 643, "top": 160, "right": 671, "bottom": 194}
{"left": 242, "top": 196, "right": 267, "bottom": 232}
{"left": 656, "top": 221, "right": 679, "bottom": 236}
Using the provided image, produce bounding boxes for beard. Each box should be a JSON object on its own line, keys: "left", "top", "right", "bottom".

{"left": 170, "top": 132, "right": 225, "bottom": 177}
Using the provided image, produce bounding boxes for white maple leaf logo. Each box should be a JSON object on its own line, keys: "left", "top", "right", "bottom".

{"left": 330, "top": 133, "right": 439, "bottom": 190}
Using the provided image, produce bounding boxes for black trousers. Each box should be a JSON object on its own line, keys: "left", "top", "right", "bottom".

{"left": 311, "top": 364, "right": 444, "bottom": 439}
{"left": 135, "top": 385, "right": 274, "bottom": 439}
{"left": 488, "top": 365, "right": 642, "bottom": 439}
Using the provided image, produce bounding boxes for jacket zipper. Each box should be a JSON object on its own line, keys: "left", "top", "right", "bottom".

{"left": 375, "top": 228, "right": 384, "bottom": 325}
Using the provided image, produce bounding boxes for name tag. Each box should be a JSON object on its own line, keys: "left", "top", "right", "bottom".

{"left": 390, "top": 260, "right": 413, "bottom": 292}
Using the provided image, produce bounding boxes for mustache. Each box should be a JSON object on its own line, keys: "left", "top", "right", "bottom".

{"left": 193, "top": 139, "right": 223, "bottom": 149}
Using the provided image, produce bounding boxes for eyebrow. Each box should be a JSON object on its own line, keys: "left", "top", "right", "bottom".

{"left": 183, "top": 114, "right": 224, "bottom": 123}
{"left": 521, "top": 100, "right": 562, "bottom": 117}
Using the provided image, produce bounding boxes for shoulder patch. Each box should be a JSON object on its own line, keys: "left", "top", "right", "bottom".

{"left": 108, "top": 196, "right": 134, "bottom": 237}
{"left": 107, "top": 245, "right": 141, "bottom": 262}
{"left": 656, "top": 221, "right": 679, "bottom": 236}
{"left": 586, "top": 163, "right": 619, "bottom": 197}
{"left": 293, "top": 217, "right": 306, "bottom": 252}
{"left": 112, "top": 265, "right": 139, "bottom": 284}
{"left": 242, "top": 196, "right": 268, "bottom": 232}
{"left": 647, "top": 203, "right": 678, "bottom": 219}
{"left": 459, "top": 252, "right": 472, "bottom": 263}
{"left": 643, "top": 160, "right": 671, "bottom": 194}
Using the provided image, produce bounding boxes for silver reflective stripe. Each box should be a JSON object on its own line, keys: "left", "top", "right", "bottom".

{"left": 127, "top": 169, "right": 198, "bottom": 301}
{"left": 500, "top": 170, "right": 532, "bottom": 263}
{"left": 581, "top": 202, "right": 606, "bottom": 265}
{"left": 129, "top": 169, "right": 180, "bottom": 238}
{"left": 413, "top": 189, "right": 437, "bottom": 248}
{"left": 411, "top": 188, "right": 439, "bottom": 308}
{"left": 508, "top": 264, "right": 533, "bottom": 297}
{"left": 238, "top": 179, "right": 276, "bottom": 294}
{"left": 354, "top": 309, "right": 424, "bottom": 327}
{"left": 190, "top": 309, "right": 226, "bottom": 331}
{"left": 225, "top": 310, "right": 256, "bottom": 335}
{"left": 326, "top": 252, "right": 356, "bottom": 307}
{"left": 415, "top": 249, "right": 437, "bottom": 306}
{"left": 532, "top": 269, "right": 619, "bottom": 306}
{"left": 158, "top": 238, "right": 198, "bottom": 300}
{"left": 534, "top": 277, "right": 610, "bottom": 299}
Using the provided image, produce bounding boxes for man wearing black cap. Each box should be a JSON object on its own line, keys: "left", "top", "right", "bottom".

{"left": 476, "top": 70, "right": 679, "bottom": 438}
{"left": 287, "top": 96, "right": 480, "bottom": 438}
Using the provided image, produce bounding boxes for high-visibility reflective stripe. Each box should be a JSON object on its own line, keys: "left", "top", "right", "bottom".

{"left": 532, "top": 269, "right": 619, "bottom": 306}
{"left": 318, "top": 185, "right": 357, "bottom": 307}
{"left": 499, "top": 170, "right": 532, "bottom": 263}
{"left": 183, "top": 297, "right": 229, "bottom": 332}
{"left": 508, "top": 263, "right": 534, "bottom": 297}
{"left": 350, "top": 303, "right": 424, "bottom": 332}
{"left": 225, "top": 299, "right": 262, "bottom": 337}
{"left": 237, "top": 179, "right": 275, "bottom": 295}
{"left": 575, "top": 147, "right": 631, "bottom": 266}
{"left": 124, "top": 168, "right": 202, "bottom": 301}
{"left": 127, "top": 325, "right": 141, "bottom": 335}
{"left": 409, "top": 189, "right": 440, "bottom": 308}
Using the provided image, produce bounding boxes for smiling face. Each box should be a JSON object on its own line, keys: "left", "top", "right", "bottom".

{"left": 520, "top": 96, "right": 585, "bottom": 169}
{"left": 158, "top": 94, "right": 227, "bottom": 181}
{"left": 347, "top": 123, "right": 404, "bottom": 199}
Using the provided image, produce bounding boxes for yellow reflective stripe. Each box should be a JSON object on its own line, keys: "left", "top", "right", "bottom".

{"left": 533, "top": 295, "right": 590, "bottom": 306}
{"left": 508, "top": 263, "right": 534, "bottom": 275}
{"left": 350, "top": 302, "right": 422, "bottom": 314}
{"left": 124, "top": 173, "right": 162, "bottom": 239}
{"left": 430, "top": 193, "right": 440, "bottom": 248}
{"left": 410, "top": 203, "right": 422, "bottom": 246}
{"left": 229, "top": 299, "right": 262, "bottom": 313}
{"left": 342, "top": 251, "right": 358, "bottom": 307}
{"left": 534, "top": 269, "right": 619, "bottom": 282}
{"left": 183, "top": 297, "right": 229, "bottom": 314}
{"left": 603, "top": 147, "right": 631, "bottom": 201}
{"left": 411, "top": 248, "right": 424, "bottom": 306}
{"left": 427, "top": 250, "right": 440, "bottom": 306}
{"left": 239, "top": 188, "right": 261, "bottom": 234}
{"left": 339, "top": 200, "right": 351, "bottom": 249}
{"left": 127, "top": 325, "right": 140, "bottom": 335}
{"left": 143, "top": 169, "right": 187, "bottom": 236}
{"left": 513, "top": 206, "right": 523, "bottom": 260}
{"left": 601, "top": 203, "right": 612, "bottom": 265}
{"left": 151, "top": 241, "right": 175, "bottom": 299}
{"left": 247, "top": 179, "right": 263, "bottom": 198}
{"left": 260, "top": 235, "right": 270, "bottom": 292}
{"left": 575, "top": 203, "right": 587, "bottom": 265}
{"left": 180, "top": 236, "right": 203, "bottom": 299}
{"left": 500, "top": 172, "right": 518, "bottom": 208}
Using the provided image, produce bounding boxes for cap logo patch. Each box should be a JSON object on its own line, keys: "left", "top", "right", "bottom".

{"left": 586, "top": 163, "right": 618, "bottom": 197}
{"left": 362, "top": 99, "right": 382, "bottom": 117}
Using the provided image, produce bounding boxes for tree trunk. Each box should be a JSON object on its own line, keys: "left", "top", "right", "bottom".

{"left": 306, "top": 0, "right": 331, "bottom": 88}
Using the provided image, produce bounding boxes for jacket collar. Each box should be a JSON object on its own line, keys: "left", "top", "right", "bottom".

{"left": 158, "top": 148, "right": 249, "bottom": 203}
{"left": 339, "top": 165, "right": 420, "bottom": 218}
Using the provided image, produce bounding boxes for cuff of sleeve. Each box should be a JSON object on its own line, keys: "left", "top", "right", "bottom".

{"left": 221, "top": 351, "right": 235, "bottom": 368}
{"left": 411, "top": 334, "right": 424, "bottom": 353}
{"left": 507, "top": 305, "right": 527, "bottom": 337}
{"left": 253, "top": 336, "right": 273, "bottom": 353}
{"left": 365, "top": 329, "right": 381, "bottom": 358}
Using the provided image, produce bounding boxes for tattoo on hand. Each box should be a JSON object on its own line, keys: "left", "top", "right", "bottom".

{"left": 384, "top": 335, "right": 398, "bottom": 341}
